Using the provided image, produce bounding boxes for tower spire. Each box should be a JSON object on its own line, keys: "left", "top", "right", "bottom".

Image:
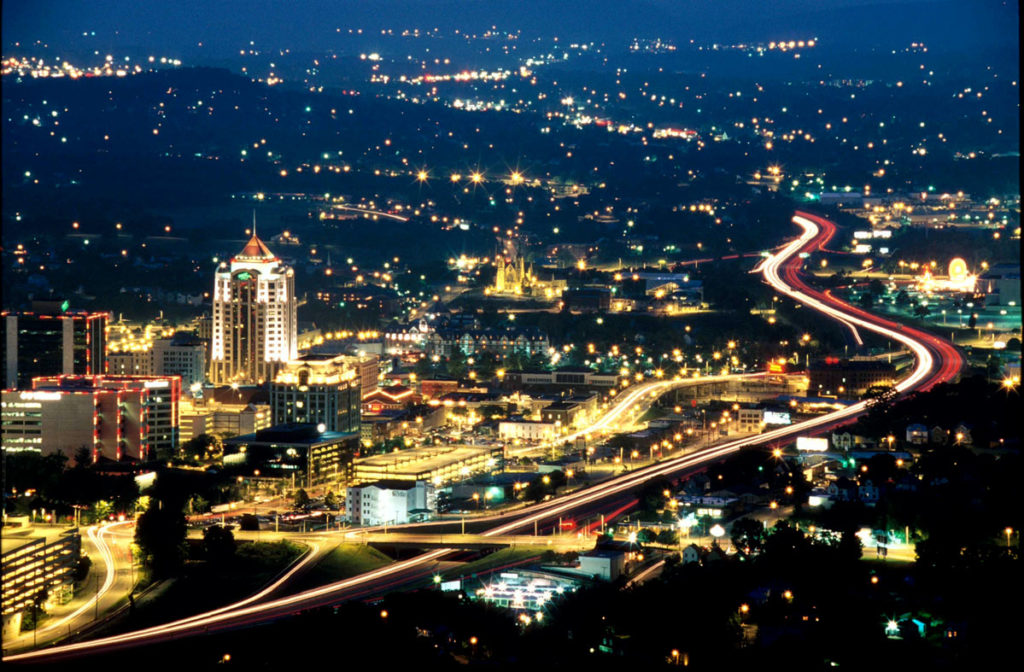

{"left": 252, "top": 209, "right": 257, "bottom": 238}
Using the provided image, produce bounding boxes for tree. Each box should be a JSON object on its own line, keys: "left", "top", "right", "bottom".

{"left": 637, "top": 528, "right": 658, "bottom": 544}
{"left": 324, "top": 491, "right": 339, "bottom": 510}
{"left": 730, "top": 518, "right": 767, "bottom": 559}
{"left": 293, "top": 488, "right": 311, "bottom": 509}
{"left": 73, "top": 555, "right": 92, "bottom": 583}
{"left": 968, "top": 313, "right": 977, "bottom": 329}
{"left": 73, "top": 446, "right": 92, "bottom": 469}
{"left": 203, "top": 525, "right": 236, "bottom": 564}
{"left": 655, "top": 530, "right": 678, "bottom": 546}
{"left": 188, "top": 494, "right": 211, "bottom": 515}
{"left": 181, "top": 434, "right": 221, "bottom": 460}
{"left": 134, "top": 498, "right": 187, "bottom": 577}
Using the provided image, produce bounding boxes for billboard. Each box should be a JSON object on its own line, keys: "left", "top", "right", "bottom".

{"left": 796, "top": 436, "right": 828, "bottom": 452}
{"left": 763, "top": 411, "right": 792, "bottom": 425}
{"left": 440, "top": 579, "right": 462, "bottom": 592}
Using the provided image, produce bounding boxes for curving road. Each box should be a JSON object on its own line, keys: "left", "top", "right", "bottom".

{"left": 5, "top": 212, "right": 962, "bottom": 663}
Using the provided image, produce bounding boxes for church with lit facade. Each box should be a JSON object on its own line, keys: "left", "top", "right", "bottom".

{"left": 488, "top": 254, "right": 566, "bottom": 299}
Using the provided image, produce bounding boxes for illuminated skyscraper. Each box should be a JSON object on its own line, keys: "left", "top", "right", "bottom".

{"left": 210, "top": 229, "right": 296, "bottom": 384}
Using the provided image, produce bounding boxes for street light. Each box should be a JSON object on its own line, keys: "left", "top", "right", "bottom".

{"left": 1006, "top": 527, "right": 1014, "bottom": 549}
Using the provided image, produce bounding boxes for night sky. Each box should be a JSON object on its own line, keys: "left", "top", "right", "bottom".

{"left": 3, "top": 0, "right": 1018, "bottom": 58}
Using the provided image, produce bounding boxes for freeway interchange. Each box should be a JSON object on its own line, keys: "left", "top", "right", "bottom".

{"left": 5, "top": 212, "right": 963, "bottom": 663}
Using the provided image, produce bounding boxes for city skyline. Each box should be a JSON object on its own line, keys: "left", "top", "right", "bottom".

{"left": 1, "top": 1, "right": 1018, "bottom": 667}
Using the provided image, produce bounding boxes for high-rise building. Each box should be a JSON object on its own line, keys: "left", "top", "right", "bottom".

{"left": 210, "top": 232, "right": 296, "bottom": 385}
{"left": 1, "top": 375, "right": 180, "bottom": 462}
{"left": 270, "top": 354, "right": 361, "bottom": 433}
{"left": 2, "top": 301, "right": 108, "bottom": 389}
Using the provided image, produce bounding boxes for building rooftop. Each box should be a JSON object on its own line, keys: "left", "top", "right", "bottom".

{"left": 226, "top": 423, "right": 357, "bottom": 445}
{"left": 353, "top": 444, "right": 500, "bottom": 474}
{"left": 1, "top": 524, "right": 75, "bottom": 556}
{"left": 234, "top": 233, "right": 277, "bottom": 261}
{"left": 359, "top": 479, "right": 424, "bottom": 491}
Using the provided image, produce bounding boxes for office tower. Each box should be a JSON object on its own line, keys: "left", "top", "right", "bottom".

{"left": 270, "top": 354, "right": 361, "bottom": 433}
{"left": 1, "top": 375, "right": 180, "bottom": 462}
{"left": 210, "top": 230, "right": 296, "bottom": 384}
{"left": 2, "top": 301, "right": 108, "bottom": 389}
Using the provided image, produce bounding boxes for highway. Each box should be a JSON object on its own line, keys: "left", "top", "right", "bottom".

{"left": 515, "top": 370, "right": 767, "bottom": 457}
{"left": 5, "top": 212, "right": 962, "bottom": 663}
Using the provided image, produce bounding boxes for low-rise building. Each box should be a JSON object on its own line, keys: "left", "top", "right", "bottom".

{"left": 498, "top": 419, "right": 558, "bottom": 441}
{"left": 344, "top": 479, "right": 436, "bottom": 526}
{"left": 736, "top": 408, "right": 764, "bottom": 433}
{"left": 503, "top": 367, "right": 619, "bottom": 389}
{"left": 222, "top": 423, "right": 359, "bottom": 486}
{"left": 424, "top": 326, "right": 549, "bottom": 358}
{"left": 539, "top": 394, "right": 599, "bottom": 429}
{"left": 178, "top": 400, "right": 271, "bottom": 445}
{"left": 808, "top": 359, "right": 895, "bottom": 397}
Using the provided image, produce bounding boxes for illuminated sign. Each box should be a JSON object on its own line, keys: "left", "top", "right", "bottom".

{"left": 19, "top": 391, "right": 62, "bottom": 401}
{"left": 763, "top": 411, "right": 792, "bottom": 425}
{"left": 796, "top": 436, "right": 828, "bottom": 452}
{"left": 144, "top": 380, "right": 169, "bottom": 389}
{"left": 440, "top": 579, "right": 462, "bottom": 592}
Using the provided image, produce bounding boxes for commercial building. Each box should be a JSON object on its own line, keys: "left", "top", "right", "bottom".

{"left": 151, "top": 333, "right": 206, "bottom": 389}
{"left": 270, "top": 354, "right": 361, "bottom": 433}
{"left": 979, "top": 263, "right": 1021, "bottom": 306}
{"left": 808, "top": 359, "right": 896, "bottom": 397}
{"left": 222, "top": 423, "right": 359, "bottom": 486}
{"left": 504, "top": 367, "right": 619, "bottom": 389}
{"left": 736, "top": 408, "right": 765, "bottom": 433}
{"left": 1, "top": 375, "right": 180, "bottom": 462}
{"left": 498, "top": 420, "right": 558, "bottom": 441}
{"left": 210, "top": 232, "right": 297, "bottom": 385}
{"left": 178, "top": 400, "right": 272, "bottom": 445}
{"left": 563, "top": 287, "right": 611, "bottom": 312}
{"left": 539, "top": 394, "right": 599, "bottom": 429}
{"left": 347, "top": 353, "right": 380, "bottom": 398}
{"left": 349, "top": 444, "right": 504, "bottom": 486}
{"left": 344, "top": 480, "right": 436, "bottom": 526}
{"left": 107, "top": 332, "right": 206, "bottom": 390}
{"left": 2, "top": 301, "right": 108, "bottom": 389}
{"left": 473, "top": 570, "right": 580, "bottom": 610}
{"left": 1, "top": 521, "right": 81, "bottom": 640}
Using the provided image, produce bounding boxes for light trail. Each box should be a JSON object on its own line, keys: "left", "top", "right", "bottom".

{"left": 528, "top": 371, "right": 765, "bottom": 454}
{"left": 31, "top": 523, "right": 122, "bottom": 636}
{"left": 5, "top": 212, "right": 961, "bottom": 663}
{"left": 330, "top": 204, "right": 409, "bottom": 222}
